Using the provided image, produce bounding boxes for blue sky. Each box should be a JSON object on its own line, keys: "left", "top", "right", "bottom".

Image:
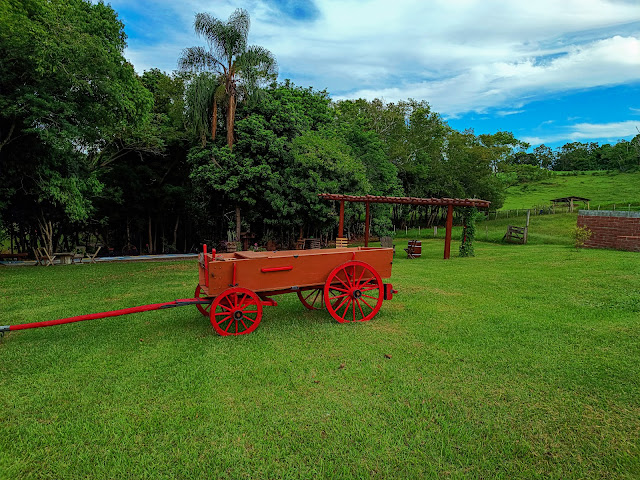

{"left": 106, "top": 0, "right": 640, "bottom": 149}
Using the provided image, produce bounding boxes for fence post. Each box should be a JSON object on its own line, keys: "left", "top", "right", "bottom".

{"left": 524, "top": 210, "right": 530, "bottom": 244}
{"left": 434, "top": 226, "right": 437, "bottom": 237}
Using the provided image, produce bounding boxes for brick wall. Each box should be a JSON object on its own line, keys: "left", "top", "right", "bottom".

{"left": 577, "top": 210, "right": 640, "bottom": 252}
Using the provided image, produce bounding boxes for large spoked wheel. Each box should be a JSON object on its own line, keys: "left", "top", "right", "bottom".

{"left": 297, "top": 288, "right": 325, "bottom": 310}
{"left": 324, "top": 260, "right": 383, "bottom": 323}
{"left": 210, "top": 287, "right": 263, "bottom": 336}
{"left": 194, "top": 284, "right": 213, "bottom": 317}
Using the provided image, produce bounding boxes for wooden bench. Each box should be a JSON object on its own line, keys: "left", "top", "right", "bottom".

{"left": 335, "top": 237, "right": 348, "bottom": 248}
{"left": 0, "top": 252, "right": 28, "bottom": 261}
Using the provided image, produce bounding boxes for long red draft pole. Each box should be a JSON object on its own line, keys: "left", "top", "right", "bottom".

{"left": 0, "top": 298, "right": 211, "bottom": 332}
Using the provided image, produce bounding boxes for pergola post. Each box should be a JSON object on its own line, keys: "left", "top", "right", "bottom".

{"left": 364, "top": 202, "right": 370, "bottom": 247}
{"left": 444, "top": 204, "right": 453, "bottom": 259}
{"left": 338, "top": 201, "right": 345, "bottom": 238}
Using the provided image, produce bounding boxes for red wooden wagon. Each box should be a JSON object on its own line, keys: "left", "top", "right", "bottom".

{"left": 1, "top": 246, "right": 397, "bottom": 337}
{"left": 193, "top": 246, "right": 396, "bottom": 335}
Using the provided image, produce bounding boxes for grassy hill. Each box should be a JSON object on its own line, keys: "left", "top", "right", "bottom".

{"left": 501, "top": 170, "right": 640, "bottom": 210}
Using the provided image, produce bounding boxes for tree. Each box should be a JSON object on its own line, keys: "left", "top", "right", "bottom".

{"left": 178, "top": 8, "right": 277, "bottom": 149}
{"left": 0, "top": 0, "right": 152, "bottom": 255}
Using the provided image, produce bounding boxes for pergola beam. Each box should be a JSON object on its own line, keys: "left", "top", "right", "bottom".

{"left": 320, "top": 193, "right": 491, "bottom": 259}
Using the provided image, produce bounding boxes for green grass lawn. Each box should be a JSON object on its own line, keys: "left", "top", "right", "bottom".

{"left": 1, "top": 238, "right": 639, "bottom": 479}
{"left": 502, "top": 170, "right": 640, "bottom": 210}
{"left": 396, "top": 212, "right": 577, "bottom": 247}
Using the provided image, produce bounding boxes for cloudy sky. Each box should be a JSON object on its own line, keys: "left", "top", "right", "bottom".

{"left": 107, "top": 0, "right": 640, "bottom": 149}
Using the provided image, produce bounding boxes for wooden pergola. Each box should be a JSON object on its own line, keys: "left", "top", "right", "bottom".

{"left": 319, "top": 194, "right": 491, "bottom": 259}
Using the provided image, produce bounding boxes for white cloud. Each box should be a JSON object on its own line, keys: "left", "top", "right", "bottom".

{"left": 522, "top": 120, "right": 640, "bottom": 144}
{"left": 109, "top": 0, "right": 640, "bottom": 117}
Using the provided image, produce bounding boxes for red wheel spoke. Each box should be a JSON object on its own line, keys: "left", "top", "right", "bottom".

{"left": 340, "top": 298, "right": 353, "bottom": 320}
{"left": 214, "top": 311, "right": 231, "bottom": 316}
{"left": 218, "top": 303, "right": 232, "bottom": 312}
{"left": 242, "top": 315, "right": 255, "bottom": 324}
{"left": 358, "top": 277, "right": 375, "bottom": 289}
{"left": 216, "top": 315, "right": 232, "bottom": 325}
{"left": 356, "top": 266, "right": 365, "bottom": 286}
{"left": 360, "top": 296, "right": 374, "bottom": 310}
{"left": 361, "top": 285, "right": 379, "bottom": 292}
{"left": 239, "top": 319, "right": 249, "bottom": 330}
{"left": 329, "top": 292, "right": 348, "bottom": 301}
{"left": 356, "top": 299, "right": 366, "bottom": 319}
{"left": 312, "top": 290, "right": 321, "bottom": 306}
{"left": 352, "top": 299, "right": 356, "bottom": 322}
{"left": 330, "top": 286, "right": 348, "bottom": 293}
{"left": 335, "top": 274, "right": 350, "bottom": 290}
{"left": 333, "top": 295, "right": 350, "bottom": 311}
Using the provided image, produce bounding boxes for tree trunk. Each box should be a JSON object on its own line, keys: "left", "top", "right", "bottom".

{"left": 212, "top": 100, "right": 217, "bottom": 141}
{"left": 148, "top": 215, "right": 153, "bottom": 254}
{"left": 37, "top": 215, "right": 54, "bottom": 257}
{"left": 235, "top": 205, "right": 241, "bottom": 249}
{"left": 227, "top": 94, "right": 236, "bottom": 150}
{"left": 173, "top": 215, "right": 180, "bottom": 251}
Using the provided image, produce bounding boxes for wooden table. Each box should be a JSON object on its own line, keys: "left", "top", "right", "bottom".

{"left": 54, "top": 252, "right": 75, "bottom": 265}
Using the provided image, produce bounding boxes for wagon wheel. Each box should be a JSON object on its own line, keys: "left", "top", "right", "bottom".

{"left": 297, "top": 288, "right": 325, "bottom": 310}
{"left": 194, "top": 284, "right": 213, "bottom": 317}
{"left": 324, "top": 260, "right": 383, "bottom": 323}
{"left": 210, "top": 287, "right": 263, "bottom": 336}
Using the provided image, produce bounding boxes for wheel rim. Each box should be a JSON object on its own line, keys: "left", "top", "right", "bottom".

{"left": 210, "top": 287, "right": 263, "bottom": 336}
{"left": 297, "top": 288, "right": 325, "bottom": 310}
{"left": 324, "top": 260, "right": 383, "bottom": 323}
{"left": 195, "top": 285, "right": 213, "bottom": 317}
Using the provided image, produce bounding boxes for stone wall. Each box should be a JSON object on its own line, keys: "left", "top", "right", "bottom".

{"left": 577, "top": 210, "right": 640, "bottom": 252}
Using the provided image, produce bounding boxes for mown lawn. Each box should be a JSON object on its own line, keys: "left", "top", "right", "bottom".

{"left": 1, "top": 240, "right": 639, "bottom": 479}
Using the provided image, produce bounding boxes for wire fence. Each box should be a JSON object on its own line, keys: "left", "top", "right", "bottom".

{"left": 488, "top": 202, "right": 640, "bottom": 220}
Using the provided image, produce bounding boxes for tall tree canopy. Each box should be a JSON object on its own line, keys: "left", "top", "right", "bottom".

{"left": 0, "top": 0, "right": 152, "bottom": 254}
{"left": 178, "top": 8, "right": 277, "bottom": 149}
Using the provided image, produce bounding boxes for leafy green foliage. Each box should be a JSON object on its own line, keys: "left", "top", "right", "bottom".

{"left": 458, "top": 207, "right": 480, "bottom": 257}
{"left": 0, "top": 0, "right": 152, "bottom": 252}
{"left": 571, "top": 226, "right": 593, "bottom": 249}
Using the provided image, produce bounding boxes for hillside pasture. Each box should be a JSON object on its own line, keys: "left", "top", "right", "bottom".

{"left": 502, "top": 170, "right": 640, "bottom": 210}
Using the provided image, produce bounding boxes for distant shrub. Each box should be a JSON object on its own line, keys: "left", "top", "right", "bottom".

{"left": 571, "top": 226, "right": 593, "bottom": 249}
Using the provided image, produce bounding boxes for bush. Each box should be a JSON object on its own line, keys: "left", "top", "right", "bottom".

{"left": 571, "top": 226, "right": 593, "bottom": 249}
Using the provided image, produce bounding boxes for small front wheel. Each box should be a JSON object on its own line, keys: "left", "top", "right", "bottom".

{"left": 297, "top": 288, "right": 325, "bottom": 310}
{"left": 210, "top": 287, "right": 263, "bottom": 336}
{"left": 324, "top": 261, "right": 383, "bottom": 323}
{"left": 194, "top": 284, "right": 212, "bottom": 317}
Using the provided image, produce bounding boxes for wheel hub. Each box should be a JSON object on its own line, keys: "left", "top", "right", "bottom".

{"left": 233, "top": 310, "right": 243, "bottom": 320}
{"left": 352, "top": 289, "right": 362, "bottom": 299}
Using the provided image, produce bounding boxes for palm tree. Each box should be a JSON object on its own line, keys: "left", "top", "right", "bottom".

{"left": 179, "top": 8, "right": 277, "bottom": 150}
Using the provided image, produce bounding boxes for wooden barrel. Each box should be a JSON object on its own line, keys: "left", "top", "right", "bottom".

{"left": 408, "top": 240, "right": 422, "bottom": 258}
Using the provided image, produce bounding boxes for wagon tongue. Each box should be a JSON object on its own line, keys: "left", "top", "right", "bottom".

{"left": 0, "top": 298, "right": 213, "bottom": 332}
